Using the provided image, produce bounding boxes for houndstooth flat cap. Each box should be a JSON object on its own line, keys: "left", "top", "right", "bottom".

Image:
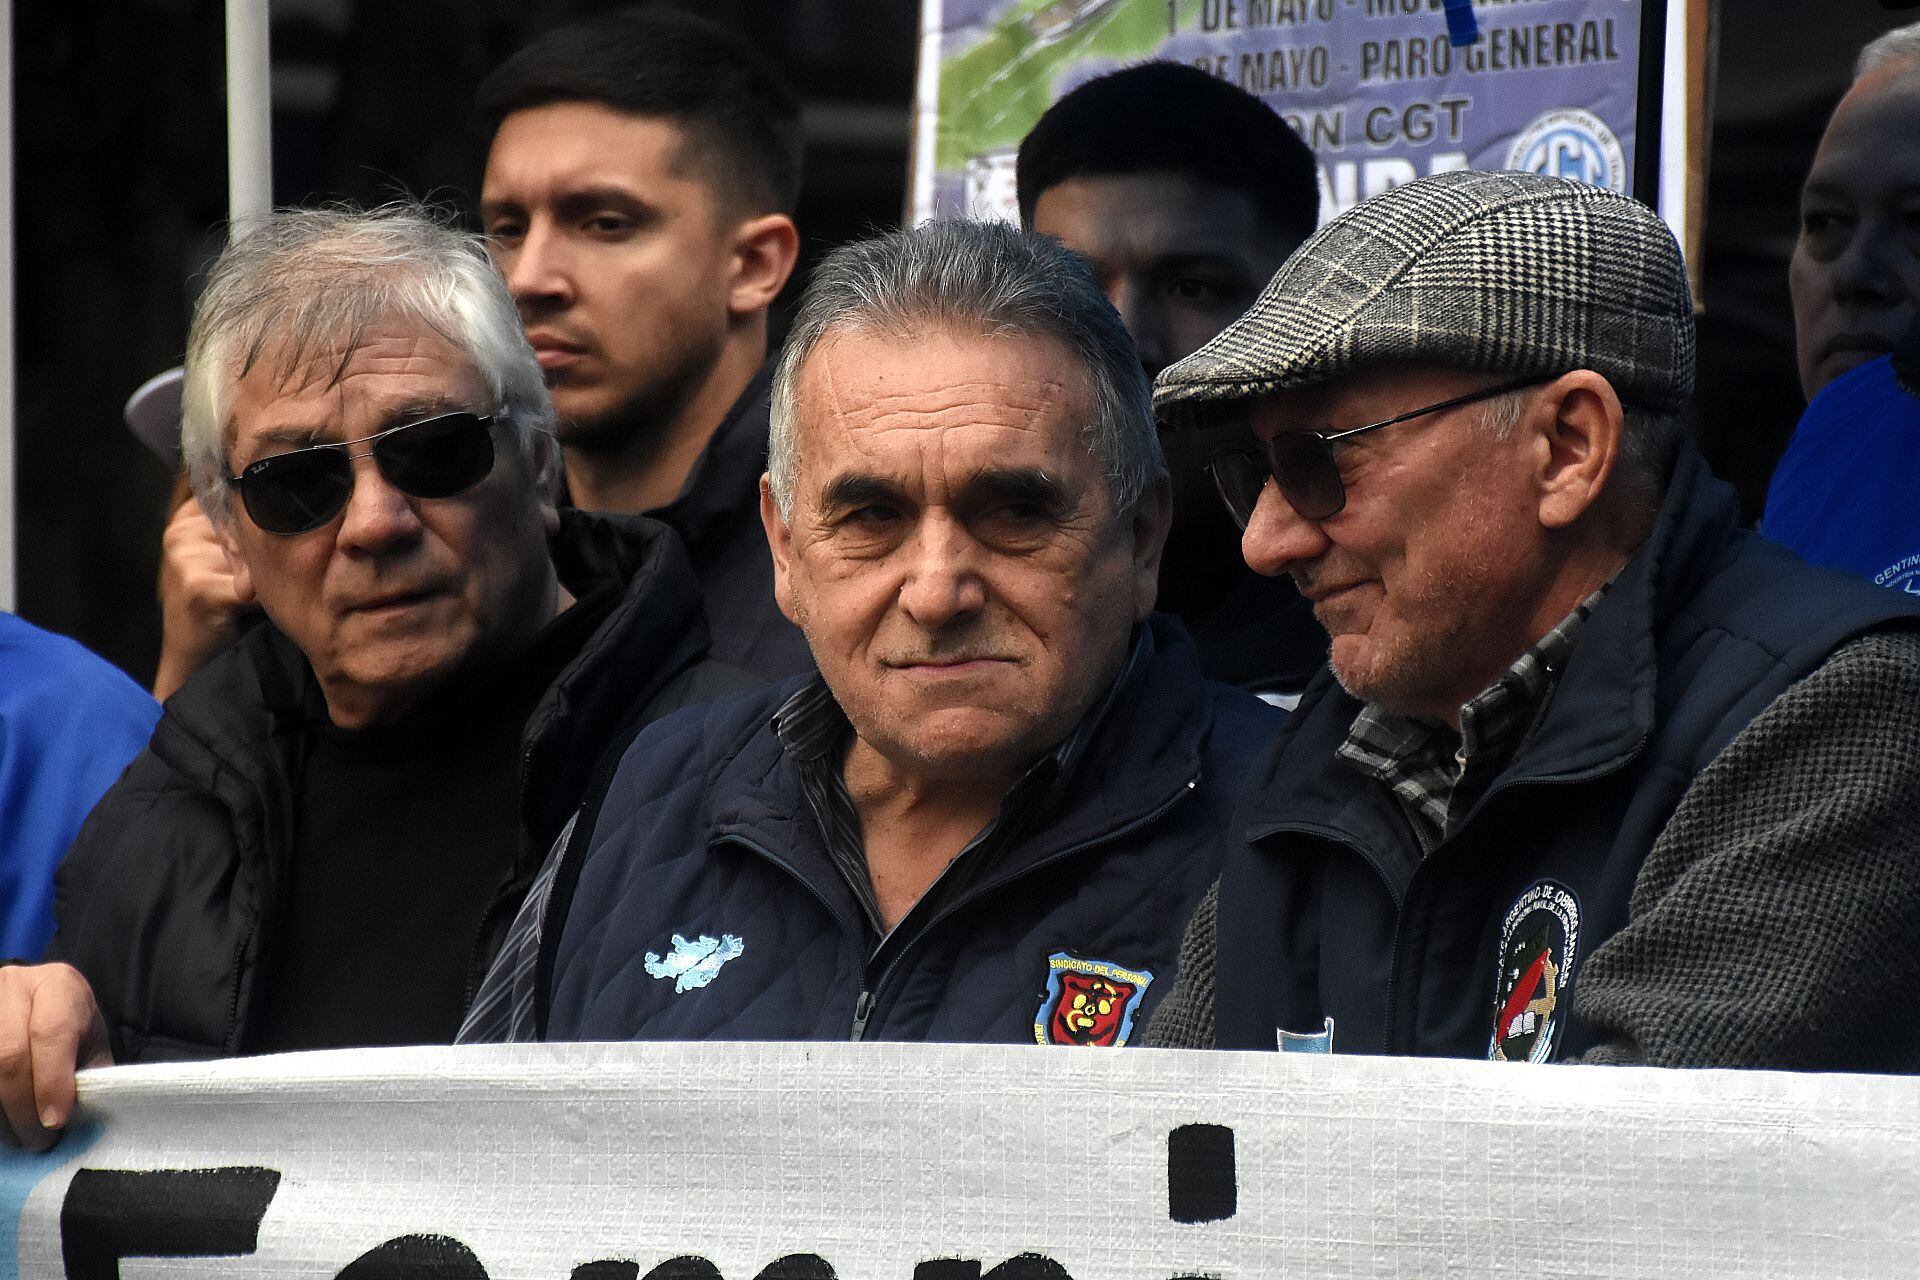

{"left": 1153, "top": 170, "right": 1695, "bottom": 422}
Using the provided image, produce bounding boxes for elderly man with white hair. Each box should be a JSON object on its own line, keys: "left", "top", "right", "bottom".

{"left": 0, "top": 206, "right": 741, "bottom": 1150}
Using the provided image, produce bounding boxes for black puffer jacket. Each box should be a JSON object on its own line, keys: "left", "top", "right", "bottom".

{"left": 48, "top": 511, "right": 746, "bottom": 1063}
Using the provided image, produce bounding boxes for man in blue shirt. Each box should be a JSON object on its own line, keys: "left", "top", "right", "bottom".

{"left": 1769, "top": 22, "right": 1920, "bottom": 583}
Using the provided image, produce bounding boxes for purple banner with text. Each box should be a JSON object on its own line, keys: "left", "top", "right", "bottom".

{"left": 912, "top": 0, "right": 1660, "bottom": 226}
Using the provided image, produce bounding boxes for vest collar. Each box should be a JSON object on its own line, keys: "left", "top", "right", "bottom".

{"left": 1246, "top": 442, "right": 1736, "bottom": 841}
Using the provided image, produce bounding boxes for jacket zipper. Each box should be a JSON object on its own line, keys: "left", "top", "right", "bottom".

{"left": 223, "top": 933, "right": 253, "bottom": 1054}
{"left": 1244, "top": 818, "right": 1406, "bottom": 1049}
{"left": 453, "top": 742, "right": 548, "bottom": 1012}
{"left": 1246, "top": 732, "right": 1648, "bottom": 1056}
{"left": 710, "top": 832, "right": 874, "bottom": 1040}
{"left": 724, "top": 772, "right": 1202, "bottom": 1043}
{"left": 1389, "top": 749, "right": 1646, "bottom": 1054}
{"left": 849, "top": 990, "right": 875, "bottom": 1042}
{"left": 857, "top": 771, "right": 1203, "bottom": 1039}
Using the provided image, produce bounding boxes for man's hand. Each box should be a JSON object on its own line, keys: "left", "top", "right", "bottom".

{"left": 154, "top": 499, "right": 251, "bottom": 701}
{"left": 0, "top": 964, "right": 112, "bottom": 1151}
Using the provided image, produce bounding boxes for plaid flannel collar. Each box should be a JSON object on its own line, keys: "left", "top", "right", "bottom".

{"left": 1337, "top": 582, "right": 1610, "bottom": 848}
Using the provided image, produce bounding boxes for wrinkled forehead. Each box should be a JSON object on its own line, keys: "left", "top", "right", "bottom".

{"left": 791, "top": 324, "right": 1107, "bottom": 498}
{"left": 222, "top": 315, "right": 485, "bottom": 445}
{"left": 797, "top": 322, "right": 1095, "bottom": 436}
{"left": 230, "top": 307, "right": 473, "bottom": 393}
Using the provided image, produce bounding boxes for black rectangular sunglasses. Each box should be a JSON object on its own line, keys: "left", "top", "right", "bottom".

{"left": 1205, "top": 374, "right": 1557, "bottom": 527}
{"left": 227, "top": 411, "right": 499, "bottom": 536}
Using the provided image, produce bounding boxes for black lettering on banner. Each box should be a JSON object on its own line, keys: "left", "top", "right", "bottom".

{"left": 982, "top": 1257, "right": 1070, "bottom": 1279}
{"left": 755, "top": 1256, "right": 836, "bottom": 1279}
{"left": 1283, "top": 108, "right": 1344, "bottom": 150}
{"left": 60, "top": 1166, "right": 281, "bottom": 1280}
{"left": 573, "top": 1265, "right": 641, "bottom": 1280}
{"left": 335, "top": 1234, "right": 490, "bottom": 1278}
{"left": 640, "top": 1260, "right": 722, "bottom": 1280}
{"left": 914, "top": 1263, "right": 982, "bottom": 1280}
{"left": 907, "top": 1257, "right": 1070, "bottom": 1279}
{"left": 1167, "top": 1124, "right": 1237, "bottom": 1224}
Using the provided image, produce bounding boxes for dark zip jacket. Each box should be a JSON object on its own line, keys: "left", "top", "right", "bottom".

{"left": 636, "top": 365, "right": 813, "bottom": 682}
{"left": 47, "top": 511, "right": 746, "bottom": 1063}
{"left": 545, "top": 617, "right": 1282, "bottom": 1045}
{"left": 1205, "top": 445, "right": 1920, "bottom": 1060}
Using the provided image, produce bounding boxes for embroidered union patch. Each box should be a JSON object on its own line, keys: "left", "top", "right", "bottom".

{"left": 1034, "top": 952, "right": 1152, "bottom": 1047}
{"left": 643, "top": 933, "right": 745, "bottom": 994}
{"left": 1489, "top": 881, "right": 1581, "bottom": 1063}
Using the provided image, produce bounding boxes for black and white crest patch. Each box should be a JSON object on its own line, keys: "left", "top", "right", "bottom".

{"left": 1489, "top": 880, "right": 1581, "bottom": 1063}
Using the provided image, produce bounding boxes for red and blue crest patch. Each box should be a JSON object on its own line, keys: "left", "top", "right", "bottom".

{"left": 1034, "top": 952, "right": 1153, "bottom": 1047}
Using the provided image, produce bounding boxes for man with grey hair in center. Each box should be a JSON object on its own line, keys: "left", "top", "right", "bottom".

{"left": 1145, "top": 170, "right": 1920, "bottom": 1070}
{"left": 459, "top": 218, "right": 1281, "bottom": 1047}
{"left": 0, "top": 205, "right": 741, "bottom": 1150}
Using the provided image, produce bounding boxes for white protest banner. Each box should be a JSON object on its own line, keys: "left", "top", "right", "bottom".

{"left": 911, "top": 0, "right": 1702, "bottom": 237}
{"left": 4, "top": 1041, "right": 1917, "bottom": 1278}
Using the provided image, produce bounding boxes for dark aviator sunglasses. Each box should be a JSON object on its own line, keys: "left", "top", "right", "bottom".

{"left": 1205, "top": 374, "right": 1557, "bottom": 527}
{"left": 227, "top": 411, "right": 500, "bottom": 536}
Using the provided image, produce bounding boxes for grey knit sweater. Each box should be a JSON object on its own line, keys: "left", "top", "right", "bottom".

{"left": 1145, "top": 629, "right": 1920, "bottom": 1068}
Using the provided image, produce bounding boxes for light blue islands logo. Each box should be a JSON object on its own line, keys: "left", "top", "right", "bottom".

{"left": 1507, "top": 108, "right": 1628, "bottom": 193}
{"left": 643, "top": 933, "right": 746, "bottom": 994}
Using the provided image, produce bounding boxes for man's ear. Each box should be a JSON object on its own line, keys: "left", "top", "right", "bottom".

{"left": 211, "top": 505, "right": 258, "bottom": 605}
{"left": 760, "top": 473, "right": 803, "bottom": 628}
{"left": 1129, "top": 470, "right": 1174, "bottom": 619}
{"left": 728, "top": 213, "right": 800, "bottom": 320}
{"left": 1531, "top": 370, "right": 1624, "bottom": 531}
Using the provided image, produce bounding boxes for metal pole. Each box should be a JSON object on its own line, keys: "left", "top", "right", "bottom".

{"left": 226, "top": 0, "right": 272, "bottom": 233}
{"left": 0, "top": 0, "right": 15, "bottom": 611}
{"left": 1658, "top": 0, "right": 1689, "bottom": 255}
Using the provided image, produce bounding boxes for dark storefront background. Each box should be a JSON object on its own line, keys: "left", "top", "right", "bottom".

{"left": 12, "top": 1, "right": 1912, "bottom": 682}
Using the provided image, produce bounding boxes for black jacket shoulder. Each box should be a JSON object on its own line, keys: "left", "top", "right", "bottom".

{"left": 49, "top": 510, "right": 742, "bottom": 1062}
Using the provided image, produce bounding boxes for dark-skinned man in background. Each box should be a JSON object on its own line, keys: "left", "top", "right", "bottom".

{"left": 1018, "top": 63, "right": 1327, "bottom": 700}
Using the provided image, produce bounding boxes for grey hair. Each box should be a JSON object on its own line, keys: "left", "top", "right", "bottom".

{"left": 1856, "top": 21, "right": 1920, "bottom": 80}
{"left": 767, "top": 219, "right": 1159, "bottom": 517}
{"left": 1479, "top": 383, "right": 1685, "bottom": 511}
{"left": 180, "top": 203, "right": 556, "bottom": 520}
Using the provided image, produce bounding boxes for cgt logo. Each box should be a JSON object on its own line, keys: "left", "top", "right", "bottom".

{"left": 50, "top": 1126, "right": 1239, "bottom": 1279}
{"left": 1506, "top": 108, "right": 1628, "bottom": 193}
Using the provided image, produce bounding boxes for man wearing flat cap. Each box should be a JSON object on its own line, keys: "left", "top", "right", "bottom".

{"left": 1146, "top": 170, "right": 1920, "bottom": 1070}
